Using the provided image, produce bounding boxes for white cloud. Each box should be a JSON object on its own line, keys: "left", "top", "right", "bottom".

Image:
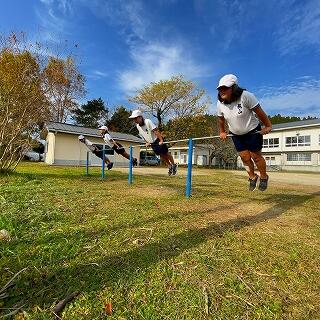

{"left": 87, "top": 70, "right": 109, "bottom": 79}
{"left": 118, "top": 42, "right": 210, "bottom": 93}
{"left": 258, "top": 77, "right": 320, "bottom": 117}
{"left": 92, "top": 70, "right": 108, "bottom": 77}
{"left": 276, "top": 0, "right": 320, "bottom": 55}
{"left": 81, "top": 0, "right": 147, "bottom": 44}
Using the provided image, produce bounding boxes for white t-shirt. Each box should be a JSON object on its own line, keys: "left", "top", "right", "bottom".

{"left": 136, "top": 118, "right": 157, "bottom": 143}
{"left": 83, "top": 138, "right": 96, "bottom": 152}
{"left": 103, "top": 133, "right": 114, "bottom": 148}
{"left": 217, "top": 90, "right": 260, "bottom": 135}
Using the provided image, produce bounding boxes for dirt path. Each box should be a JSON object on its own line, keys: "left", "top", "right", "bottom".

{"left": 233, "top": 170, "right": 320, "bottom": 186}
{"left": 114, "top": 167, "right": 320, "bottom": 186}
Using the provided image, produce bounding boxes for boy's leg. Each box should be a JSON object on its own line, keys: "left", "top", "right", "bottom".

{"left": 239, "top": 150, "right": 256, "bottom": 179}
{"left": 160, "top": 154, "right": 171, "bottom": 166}
{"left": 104, "top": 156, "right": 111, "bottom": 164}
{"left": 166, "top": 153, "right": 175, "bottom": 165}
{"left": 250, "top": 151, "right": 267, "bottom": 179}
{"left": 121, "top": 151, "right": 130, "bottom": 160}
{"left": 118, "top": 150, "right": 138, "bottom": 165}
{"left": 94, "top": 151, "right": 110, "bottom": 164}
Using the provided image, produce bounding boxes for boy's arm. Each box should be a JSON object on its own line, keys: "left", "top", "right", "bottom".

{"left": 218, "top": 116, "right": 227, "bottom": 140}
{"left": 153, "top": 128, "right": 164, "bottom": 144}
{"left": 253, "top": 105, "right": 272, "bottom": 134}
{"left": 110, "top": 138, "right": 118, "bottom": 147}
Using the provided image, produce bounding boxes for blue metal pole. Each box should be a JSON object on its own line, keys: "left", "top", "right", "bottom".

{"left": 102, "top": 149, "right": 105, "bottom": 179}
{"left": 128, "top": 145, "right": 133, "bottom": 184}
{"left": 185, "top": 138, "right": 193, "bottom": 199}
{"left": 86, "top": 151, "right": 89, "bottom": 176}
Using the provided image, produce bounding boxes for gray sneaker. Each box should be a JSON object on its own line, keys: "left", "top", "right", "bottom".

{"left": 248, "top": 174, "right": 259, "bottom": 191}
{"left": 172, "top": 164, "right": 177, "bottom": 175}
{"left": 258, "top": 175, "right": 269, "bottom": 191}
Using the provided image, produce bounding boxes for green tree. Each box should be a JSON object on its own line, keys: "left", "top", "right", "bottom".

{"left": 129, "top": 75, "right": 210, "bottom": 129}
{"left": 107, "top": 106, "right": 138, "bottom": 135}
{"left": 269, "top": 114, "right": 317, "bottom": 125}
{"left": 73, "top": 98, "right": 108, "bottom": 128}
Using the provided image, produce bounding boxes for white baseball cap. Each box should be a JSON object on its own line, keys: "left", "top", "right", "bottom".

{"left": 78, "top": 135, "right": 85, "bottom": 140}
{"left": 98, "top": 125, "right": 108, "bottom": 130}
{"left": 129, "top": 109, "right": 143, "bottom": 119}
{"left": 216, "top": 74, "right": 238, "bottom": 89}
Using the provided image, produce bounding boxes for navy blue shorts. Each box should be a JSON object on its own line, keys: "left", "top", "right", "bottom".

{"left": 151, "top": 139, "right": 169, "bottom": 155}
{"left": 230, "top": 125, "right": 263, "bottom": 152}
{"left": 93, "top": 149, "right": 104, "bottom": 160}
{"left": 112, "top": 143, "right": 125, "bottom": 155}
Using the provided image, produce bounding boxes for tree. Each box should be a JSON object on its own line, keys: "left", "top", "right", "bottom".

{"left": 107, "top": 106, "right": 139, "bottom": 135}
{"left": 129, "top": 75, "right": 211, "bottom": 129}
{"left": 165, "top": 114, "right": 237, "bottom": 167}
{"left": 165, "top": 114, "right": 216, "bottom": 141}
{"left": 0, "top": 33, "right": 49, "bottom": 172}
{"left": 43, "top": 56, "right": 85, "bottom": 123}
{"left": 269, "top": 114, "right": 317, "bottom": 125}
{"left": 73, "top": 98, "right": 108, "bottom": 128}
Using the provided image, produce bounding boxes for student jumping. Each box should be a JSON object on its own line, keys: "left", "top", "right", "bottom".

{"left": 98, "top": 126, "right": 138, "bottom": 167}
{"left": 78, "top": 135, "right": 113, "bottom": 170}
{"left": 129, "top": 110, "right": 177, "bottom": 176}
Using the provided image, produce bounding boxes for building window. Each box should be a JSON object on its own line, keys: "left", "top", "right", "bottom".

{"left": 94, "top": 144, "right": 114, "bottom": 155}
{"left": 287, "top": 153, "right": 311, "bottom": 161}
{"left": 286, "top": 135, "right": 310, "bottom": 147}
{"left": 182, "top": 154, "right": 187, "bottom": 163}
{"left": 263, "top": 138, "right": 279, "bottom": 148}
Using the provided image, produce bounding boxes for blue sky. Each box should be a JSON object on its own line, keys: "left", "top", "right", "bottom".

{"left": 1, "top": 0, "right": 320, "bottom": 117}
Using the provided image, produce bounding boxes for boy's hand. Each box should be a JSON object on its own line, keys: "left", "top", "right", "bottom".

{"left": 146, "top": 142, "right": 151, "bottom": 147}
{"left": 220, "top": 132, "right": 227, "bottom": 140}
{"left": 158, "top": 140, "right": 163, "bottom": 145}
{"left": 261, "top": 126, "right": 272, "bottom": 135}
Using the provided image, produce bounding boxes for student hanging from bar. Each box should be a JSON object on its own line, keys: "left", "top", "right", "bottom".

{"left": 98, "top": 126, "right": 138, "bottom": 167}
{"left": 216, "top": 74, "right": 272, "bottom": 191}
{"left": 78, "top": 135, "right": 113, "bottom": 170}
{"left": 129, "top": 110, "right": 177, "bottom": 176}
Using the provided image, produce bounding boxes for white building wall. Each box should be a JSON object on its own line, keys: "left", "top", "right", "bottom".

{"left": 258, "top": 125, "right": 320, "bottom": 172}
{"left": 170, "top": 146, "right": 211, "bottom": 166}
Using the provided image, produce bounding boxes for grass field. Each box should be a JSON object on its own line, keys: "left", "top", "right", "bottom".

{"left": 1, "top": 163, "right": 320, "bottom": 319}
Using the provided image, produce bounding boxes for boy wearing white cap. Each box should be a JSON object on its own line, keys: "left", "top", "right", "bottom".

{"left": 216, "top": 74, "right": 272, "bottom": 191}
{"left": 78, "top": 135, "right": 113, "bottom": 170}
{"left": 129, "top": 110, "right": 177, "bottom": 176}
{"left": 98, "top": 126, "right": 138, "bottom": 166}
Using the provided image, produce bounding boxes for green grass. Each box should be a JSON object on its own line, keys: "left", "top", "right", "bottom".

{"left": 1, "top": 162, "right": 320, "bottom": 319}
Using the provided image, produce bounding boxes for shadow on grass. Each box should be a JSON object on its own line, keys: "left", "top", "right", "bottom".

{"left": 8, "top": 191, "right": 318, "bottom": 310}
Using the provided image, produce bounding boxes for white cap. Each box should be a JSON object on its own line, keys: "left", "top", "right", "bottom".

{"left": 98, "top": 125, "right": 108, "bottom": 131}
{"left": 129, "top": 109, "right": 143, "bottom": 119}
{"left": 216, "top": 74, "right": 238, "bottom": 89}
{"left": 78, "top": 135, "right": 85, "bottom": 140}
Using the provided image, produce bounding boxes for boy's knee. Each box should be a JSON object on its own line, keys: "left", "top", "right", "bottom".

{"left": 240, "top": 154, "right": 251, "bottom": 163}
{"left": 250, "top": 152, "right": 263, "bottom": 162}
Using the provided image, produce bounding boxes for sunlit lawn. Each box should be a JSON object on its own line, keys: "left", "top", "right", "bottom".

{"left": 1, "top": 162, "right": 320, "bottom": 319}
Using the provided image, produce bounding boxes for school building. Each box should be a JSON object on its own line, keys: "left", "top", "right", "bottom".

{"left": 237, "top": 118, "right": 320, "bottom": 172}
{"left": 44, "top": 122, "right": 143, "bottom": 167}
